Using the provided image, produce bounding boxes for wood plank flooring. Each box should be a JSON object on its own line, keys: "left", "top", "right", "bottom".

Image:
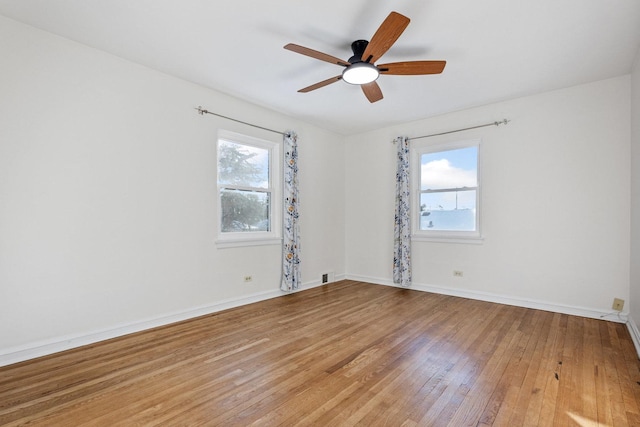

{"left": 2, "top": 280, "right": 640, "bottom": 426}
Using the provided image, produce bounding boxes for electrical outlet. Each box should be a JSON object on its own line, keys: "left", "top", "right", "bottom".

{"left": 322, "top": 273, "right": 328, "bottom": 284}
{"left": 453, "top": 270, "right": 464, "bottom": 277}
{"left": 244, "top": 275, "right": 252, "bottom": 283}
{"left": 612, "top": 298, "right": 624, "bottom": 311}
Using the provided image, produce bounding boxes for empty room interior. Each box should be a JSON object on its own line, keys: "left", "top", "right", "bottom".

{"left": 2, "top": 1, "right": 640, "bottom": 425}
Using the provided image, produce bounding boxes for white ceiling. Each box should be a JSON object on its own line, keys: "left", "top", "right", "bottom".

{"left": 1, "top": 1, "right": 639, "bottom": 135}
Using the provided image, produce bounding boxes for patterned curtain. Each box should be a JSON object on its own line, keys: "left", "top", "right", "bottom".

{"left": 281, "top": 131, "right": 301, "bottom": 292}
{"left": 393, "top": 136, "right": 412, "bottom": 287}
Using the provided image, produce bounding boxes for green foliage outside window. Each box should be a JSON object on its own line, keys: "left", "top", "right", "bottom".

{"left": 218, "top": 140, "right": 270, "bottom": 232}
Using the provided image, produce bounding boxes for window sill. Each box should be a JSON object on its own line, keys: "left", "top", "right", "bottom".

{"left": 216, "top": 236, "right": 282, "bottom": 249}
{"left": 412, "top": 234, "right": 484, "bottom": 245}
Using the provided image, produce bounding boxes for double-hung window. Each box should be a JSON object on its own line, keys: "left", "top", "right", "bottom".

{"left": 216, "top": 130, "right": 280, "bottom": 247}
{"left": 412, "top": 139, "right": 482, "bottom": 243}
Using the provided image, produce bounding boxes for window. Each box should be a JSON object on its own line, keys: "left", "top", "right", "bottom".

{"left": 412, "top": 139, "right": 482, "bottom": 243}
{"left": 216, "top": 130, "right": 280, "bottom": 247}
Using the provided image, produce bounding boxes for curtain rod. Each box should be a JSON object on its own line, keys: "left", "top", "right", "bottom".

{"left": 195, "top": 106, "right": 288, "bottom": 136}
{"left": 403, "top": 119, "right": 510, "bottom": 142}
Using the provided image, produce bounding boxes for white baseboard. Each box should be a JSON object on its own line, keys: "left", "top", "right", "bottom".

{"left": 5, "top": 273, "right": 628, "bottom": 367}
{"left": 626, "top": 315, "right": 640, "bottom": 358}
{"left": 1, "top": 278, "right": 331, "bottom": 367}
{"left": 346, "top": 274, "right": 629, "bottom": 324}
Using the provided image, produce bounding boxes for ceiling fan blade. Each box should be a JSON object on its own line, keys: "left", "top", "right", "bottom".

{"left": 361, "top": 11, "right": 410, "bottom": 64}
{"left": 361, "top": 81, "right": 383, "bottom": 103}
{"left": 284, "top": 43, "right": 350, "bottom": 67}
{"left": 298, "top": 76, "right": 343, "bottom": 93}
{"left": 378, "top": 60, "right": 446, "bottom": 75}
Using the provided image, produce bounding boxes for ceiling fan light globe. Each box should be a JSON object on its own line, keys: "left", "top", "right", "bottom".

{"left": 342, "top": 62, "right": 379, "bottom": 85}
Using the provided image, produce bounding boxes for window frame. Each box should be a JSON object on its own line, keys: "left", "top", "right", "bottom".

{"left": 216, "top": 130, "right": 281, "bottom": 248}
{"left": 411, "top": 138, "right": 483, "bottom": 244}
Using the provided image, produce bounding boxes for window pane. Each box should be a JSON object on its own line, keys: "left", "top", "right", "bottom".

{"left": 220, "top": 189, "right": 270, "bottom": 232}
{"left": 218, "top": 140, "right": 269, "bottom": 189}
{"left": 420, "top": 190, "right": 476, "bottom": 231}
{"left": 421, "top": 146, "right": 477, "bottom": 191}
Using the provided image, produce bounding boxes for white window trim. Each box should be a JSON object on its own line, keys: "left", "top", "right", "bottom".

{"left": 411, "top": 138, "right": 483, "bottom": 244}
{"left": 216, "top": 130, "right": 281, "bottom": 248}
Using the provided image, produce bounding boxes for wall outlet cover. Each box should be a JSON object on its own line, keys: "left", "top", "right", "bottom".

{"left": 612, "top": 298, "right": 624, "bottom": 311}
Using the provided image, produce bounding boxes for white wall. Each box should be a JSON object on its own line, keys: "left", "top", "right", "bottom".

{"left": 345, "top": 76, "right": 631, "bottom": 317}
{"left": 1, "top": 13, "right": 635, "bottom": 365}
{"left": 0, "top": 16, "right": 345, "bottom": 364}
{"left": 630, "top": 49, "right": 640, "bottom": 344}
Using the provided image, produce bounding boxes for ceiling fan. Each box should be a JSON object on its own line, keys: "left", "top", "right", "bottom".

{"left": 284, "top": 11, "right": 446, "bottom": 103}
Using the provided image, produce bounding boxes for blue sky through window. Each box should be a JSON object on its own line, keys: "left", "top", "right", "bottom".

{"left": 420, "top": 145, "right": 478, "bottom": 230}
{"left": 421, "top": 146, "right": 477, "bottom": 191}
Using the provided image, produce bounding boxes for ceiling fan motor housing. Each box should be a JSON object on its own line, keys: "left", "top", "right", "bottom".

{"left": 349, "top": 40, "right": 370, "bottom": 63}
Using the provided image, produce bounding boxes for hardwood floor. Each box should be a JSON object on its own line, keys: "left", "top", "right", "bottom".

{"left": 2, "top": 280, "right": 640, "bottom": 426}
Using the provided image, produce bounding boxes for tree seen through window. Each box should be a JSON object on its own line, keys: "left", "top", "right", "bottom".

{"left": 218, "top": 140, "right": 270, "bottom": 233}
